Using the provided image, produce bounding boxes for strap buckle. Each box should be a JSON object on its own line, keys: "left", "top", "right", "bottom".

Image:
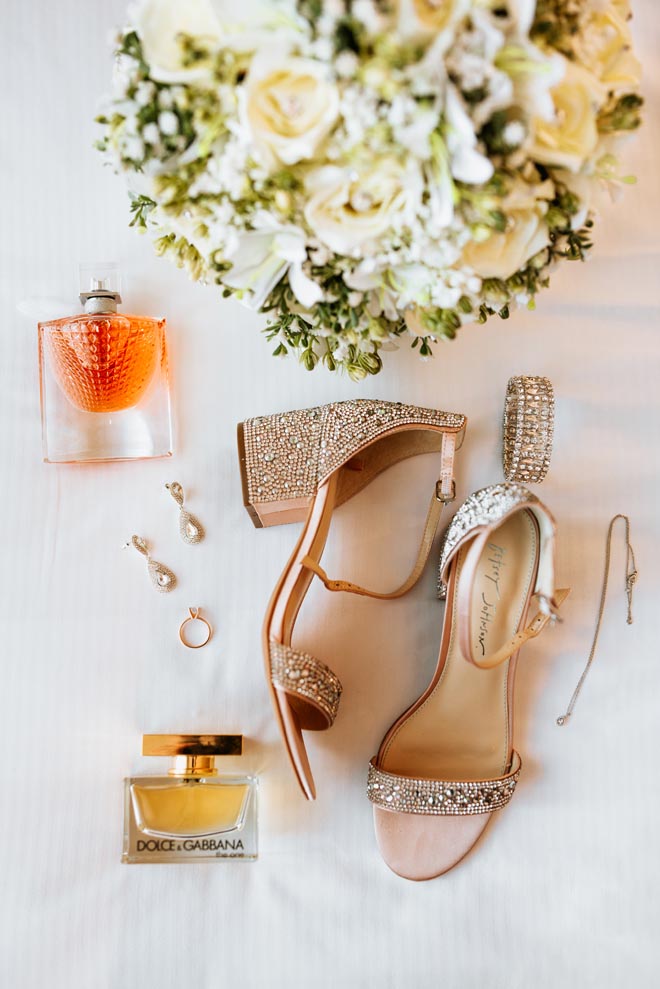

{"left": 536, "top": 593, "right": 563, "bottom": 625}
{"left": 435, "top": 479, "right": 456, "bottom": 504}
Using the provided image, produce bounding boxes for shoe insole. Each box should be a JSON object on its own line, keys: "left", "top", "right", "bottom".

{"left": 268, "top": 428, "right": 461, "bottom": 644}
{"left": 379, "top": 510, "right": 538, "bottom": 781}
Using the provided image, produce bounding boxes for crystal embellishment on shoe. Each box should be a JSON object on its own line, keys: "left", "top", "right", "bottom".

{"left": 241, "top": 400, "right": 465, "bottom": 508}
{"left": 367, "top": 752, "right": 522, "bottom": 816}
{"left": 270, "top": 641, "right": 343, "bottom": 727}
{"left": 438, "top": 483, "right": 539, "bottom": 590}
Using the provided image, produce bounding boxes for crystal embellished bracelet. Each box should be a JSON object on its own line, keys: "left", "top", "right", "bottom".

{"left": 502, "top": 376, "right": 554, "bottom": 484}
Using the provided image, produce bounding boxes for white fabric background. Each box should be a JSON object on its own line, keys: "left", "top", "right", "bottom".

{"left": 1, "top": 3, "right": 659, "bottom": 987}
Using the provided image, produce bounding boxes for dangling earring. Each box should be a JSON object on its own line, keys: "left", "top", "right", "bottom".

{"left": 124, "top": 535, "right": 177, "bottom": 592}
{"left": 165, "top": 482, "right": 205, "bottom": 545}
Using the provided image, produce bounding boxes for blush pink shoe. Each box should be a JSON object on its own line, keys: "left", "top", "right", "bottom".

{"left": 367, "top": 483, "right": 569, "bottom": 879}
{"left": 238, "top": 399, "right": 466, "bottom": 799}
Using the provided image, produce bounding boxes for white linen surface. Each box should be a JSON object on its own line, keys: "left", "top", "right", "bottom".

{"left": 1, "top": 3, "right": 658, "bottom": 987}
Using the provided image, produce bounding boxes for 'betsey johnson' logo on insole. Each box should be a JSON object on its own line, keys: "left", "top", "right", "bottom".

{"left": 477, "top": 543, "right": 506, "bottom": 656}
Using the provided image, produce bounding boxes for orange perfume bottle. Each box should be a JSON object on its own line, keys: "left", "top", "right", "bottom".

{"left": 38, "top": 264, "right": 173, "bottom": 463}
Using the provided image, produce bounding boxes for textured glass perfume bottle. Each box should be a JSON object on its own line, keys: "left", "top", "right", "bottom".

{"left": 38, "top": 264, "right": 172, "bottom": 463}
{"left": 123, "top": 734, "right": 258, "bottom": 864}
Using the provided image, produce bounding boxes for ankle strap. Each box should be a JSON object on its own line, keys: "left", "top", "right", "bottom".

{"left": 461, "top": 587, "right": 570, "bottom": 670}
{"left": 301, "top": 432, "right": 457, "bottom": 600}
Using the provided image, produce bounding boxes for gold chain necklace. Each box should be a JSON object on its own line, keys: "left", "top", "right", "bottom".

{"left": 556, "top": 514, "right": 638, "bottom": 726}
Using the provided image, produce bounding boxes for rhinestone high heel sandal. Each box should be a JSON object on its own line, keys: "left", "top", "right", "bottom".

{"left": 237, "top": 400, "right": 467, "bottom": 799}
{"left": 367, "top": 483, "right": 569, "bottom": 879}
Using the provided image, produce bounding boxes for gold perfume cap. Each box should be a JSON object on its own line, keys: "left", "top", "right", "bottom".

{"left": 142, "top": 734, "right": 243, "bottom": 777}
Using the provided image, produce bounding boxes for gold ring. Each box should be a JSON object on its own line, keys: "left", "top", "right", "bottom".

{"left": 179, "top": 607, "right": 212, "bottom": 649}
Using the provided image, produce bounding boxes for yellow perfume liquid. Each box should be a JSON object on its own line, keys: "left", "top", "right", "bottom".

{"left": 131, "top": 780, "right": 250, "bottom": 838}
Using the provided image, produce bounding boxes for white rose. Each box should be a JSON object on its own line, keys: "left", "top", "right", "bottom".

{"left": 575, "top": 7, "right": 641, "bottom": 92}
{"left": 304, "top": 160, "right": 420, "bottom": 256}
{"left": 527, "top": 59, "right": 605, "bottom": 173}
{"left": 136, "top": 0, "right": 223, "bottom": 81}
{"left": 462, "top": 181, "right": 553, "bottom": 279}
{"left": 136, "top": 0, "right": 300, "bottom": 82}
{"left": 245, "top": 56, "right": 339, "bottom": 167}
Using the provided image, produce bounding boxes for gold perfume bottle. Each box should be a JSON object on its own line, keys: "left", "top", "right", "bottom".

{"left": 123, "top": 734, "right": 258, "bottom": 864}
{"left": 38, "top": 263, "right": 173, "bottom": 463}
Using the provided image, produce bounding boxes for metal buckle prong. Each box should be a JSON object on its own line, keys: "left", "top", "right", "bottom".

{"left": 435, "top": 479, "right": 456, "bottom": 504}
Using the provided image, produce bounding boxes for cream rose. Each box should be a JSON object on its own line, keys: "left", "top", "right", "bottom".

{"left": 462, "top": 182, "right": 554, "bottom": 279}
{"left": 462, "top": 210, "right": 549, "bottom": 279}
{"left": 245, "top": 57, "right": 339, "bottom": 167}
{"left": 304, "top": 161, "right": 418, "bottom": 256}
{"left": 527, "top": 59, "right": 605, "bottom": 173}
{"left": 575, "top": 7, "right": 641, "bottom": 92}
{"left": 397, "top": 0, "right": 468, "bottom": 40}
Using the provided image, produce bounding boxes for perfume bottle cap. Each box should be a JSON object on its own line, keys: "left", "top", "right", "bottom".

{"left": 142, "top": 734, "right": 244, "bottom": 777}
{"left": 79, "top": 262, "right": 122, "bottom": 314}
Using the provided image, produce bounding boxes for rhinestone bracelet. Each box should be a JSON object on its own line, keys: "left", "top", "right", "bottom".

{"left": 502, "top": 375, "right": 554, "bottom": 484}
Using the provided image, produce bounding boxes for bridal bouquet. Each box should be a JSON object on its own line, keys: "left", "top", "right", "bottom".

{"left": 97, "top": 0, "right": 642, "bottom": 378}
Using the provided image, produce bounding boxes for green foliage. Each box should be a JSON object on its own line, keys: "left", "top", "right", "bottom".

{"left": 154, "top": 233, "right": 206, "bottom": 280}
{"left": 128, "top": 193, "right": 157, "bottom": 230}
{"left": 531, "top": 0, "right": 582, "bottom": 54}
{"left": 117, "top": 30, "right": 149, "bottom": 74}
{"left": 598, "top": 93, "right": 644, "bottom": 133}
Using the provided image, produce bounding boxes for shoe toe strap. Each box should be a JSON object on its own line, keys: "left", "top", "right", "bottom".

{"left": 367, "top": 752, "right": 522, "bottom": 816}
{"left": 270, "top": 640, "right": 343, "bottom": 728}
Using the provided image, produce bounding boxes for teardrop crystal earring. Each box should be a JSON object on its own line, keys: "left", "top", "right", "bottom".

{"left": 124, "top": 535, "right": 177, "bottom": 593}
{"left": 165, "top": 482, "right": 205, "bottom": 545}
